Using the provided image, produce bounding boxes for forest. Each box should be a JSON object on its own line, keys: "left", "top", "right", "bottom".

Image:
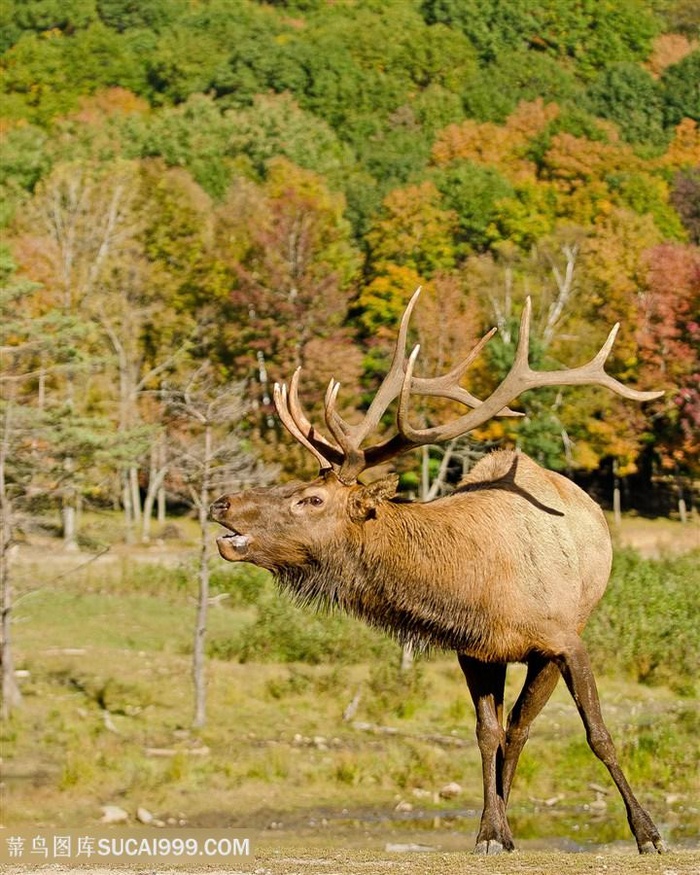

{"left": 1, "top": 0, "right": 699, "bottom": 543}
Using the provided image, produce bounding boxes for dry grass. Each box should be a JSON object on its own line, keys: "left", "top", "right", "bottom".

{"left": 611, "top": 513, "right": 699, "bottom": 557}
{"left": 5, "top": 847, "right": 700, "bottom": 875}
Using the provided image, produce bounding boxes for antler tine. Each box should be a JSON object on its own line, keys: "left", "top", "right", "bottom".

{"left": 527, "top": 322, "right": 664, "bottom": 402}
{"left": 409, "top": 326, "right": 521, "bottom": 416}
{"left": 397, "top": 345, "right": 422, "bottom": 439}
{"left": 273, "top": 382, "right": 336, "bottom": 472}
{"left": 324, "top": 379, "right": 346, "bottom": 447}
{"left": 320, "top": 287, "right": 423, "bottom": 482}
{"left": 287, "top": 369, "right": 342, "bottom": 456}
{"left": 347, "top": 287, "right": 422, "bottom": 446}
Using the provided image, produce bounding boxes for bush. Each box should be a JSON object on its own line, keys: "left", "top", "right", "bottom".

{"left": 585, "top": 549, "right": 699, "bottom": 694}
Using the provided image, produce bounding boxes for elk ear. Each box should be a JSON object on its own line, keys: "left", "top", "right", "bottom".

{"left": 349, "top": 475, "right": 399, "bottom": 522}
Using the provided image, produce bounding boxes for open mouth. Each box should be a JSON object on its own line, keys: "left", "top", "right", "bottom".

{"left": 216, "top": 526, "right": 252, "bottom": 559}
{"left": 218, "top": 531, "right": 251, "bottom": 550}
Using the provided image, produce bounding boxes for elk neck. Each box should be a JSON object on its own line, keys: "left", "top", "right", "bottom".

{"left": 274, "top": 490, "right": 512, "bottom": 658}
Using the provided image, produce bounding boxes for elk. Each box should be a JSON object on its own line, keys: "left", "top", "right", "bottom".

{"left": 211, "top": 290, "right": 666, "bottom": 855}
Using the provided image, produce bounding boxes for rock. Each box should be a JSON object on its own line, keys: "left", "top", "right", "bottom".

{"left": 136, "top": 807, "right": 154, "bottom": 824}
{"left": 100, "top": 805, "right": 128, "bottom": 824}
{"left": 394, "top": 800, "right": 413, "bottom": 813}
{"left": 412, "top": 788, "right": 432, "bottom": 799}
{"left": 544, "top": 794, "right": 565, "bottom": 807}
{"left": 439, "top": 781, "right": 462, "bottom": 799}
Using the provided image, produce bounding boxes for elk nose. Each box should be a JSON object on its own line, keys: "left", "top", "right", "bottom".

{"left": 210, "top": 497, "right": 230, "bottom": 519}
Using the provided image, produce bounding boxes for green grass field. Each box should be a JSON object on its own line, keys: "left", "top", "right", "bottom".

{"left": 2, "top": 513, "right": 699, "bottom": 872}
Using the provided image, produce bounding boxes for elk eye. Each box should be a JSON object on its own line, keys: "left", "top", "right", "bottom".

{"left": 306, "top": 495, "right": 324, "bottom": 507}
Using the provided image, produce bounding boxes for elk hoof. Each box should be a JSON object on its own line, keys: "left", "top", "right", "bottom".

{"left": 639, "top": 839, "right": 667, "bottom": 854}
{"left": 474, "top": 840, "right": 505, "bottom": 855}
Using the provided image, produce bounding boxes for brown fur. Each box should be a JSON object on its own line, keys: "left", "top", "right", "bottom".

{"left": 211, "top": 448, "right": 665, "bottom": 855}
{"left": 214, "top": 450, "right": 608, "bottom": 660}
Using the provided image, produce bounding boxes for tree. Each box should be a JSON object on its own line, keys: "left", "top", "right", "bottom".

{"left": 164, "top": 366, "right": 274, "bottom": 727}
{"left": 671, "top": 167, "right": 700, "bottom": 244}
{"left": 586, "top": 63, "right": 666, "bottom": 146}
{"left": 421, "top": 0, "right": 659, "bottom": 73}
{"left": 461, "top": 51, "right": 580, "bottom": 123}
{"left": 660, "top": 50, "right": 700, "bottom": 128}
{"left": 1, "top": 22, "right": 146, "bottom": 123}
{"left": 365, "top": 181, "right": 458, "bottom": 278}
{"left": 637, "top": 243, "right": 700, "bottom": 475}
{"left": 431, "top": 162, "right": 516, "bottom": 252}
{"left": 0, "top": 253, "right": 109, "bottom": 718}
{"left": 214, "top": 158, "right": 359, "bottom": 382}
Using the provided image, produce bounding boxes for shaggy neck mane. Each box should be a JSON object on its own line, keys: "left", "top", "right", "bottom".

{"left": 274, "top": 495, "right": 492, "bottom": 653}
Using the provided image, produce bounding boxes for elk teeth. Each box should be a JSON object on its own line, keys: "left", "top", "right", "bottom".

{"left": 221, "top": 533, "right": 250, "bottom": 549}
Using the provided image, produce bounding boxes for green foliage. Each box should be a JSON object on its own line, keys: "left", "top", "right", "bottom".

{"left": 608, "top": 172, "right": 686, "bottom": 239}
{"left": 225, "top": 93, "right": 353, "bottom": 182}
{"left": 462, "top": 51, "right": 581, "bottom": 123}
{"left": 96, "top": 0, "right": 187, "bottom": 34}
{"left": 585, "top": 549, "right": 700, "bottom": 694}
{"left": 1, "top": 23, "right": 147, "bottom": 122}
{"left": 366, "top": 660, "right": 427, "bottom": 720}
{"left": 586, "top": 63, "right": 667, "bottom": 146}
{"left": 660, "top": 49, "right": 700, "bottom": 126}
{"left": 432, "top": 162, "right": 515, "bottom": 251}
{"left": 422, "top": 0, "right": 660, "bottom": 72}
{"left": 0, "top": 123, "right": 51, "bottom": 225}
{"left": 236, "top": 589, "right": 394, "bottom": 665}
{"left": 4, "top": 0, "right": 97, "bottom": 43}
{"left": 127, "top": 95, "right": 238, "bottom": 198}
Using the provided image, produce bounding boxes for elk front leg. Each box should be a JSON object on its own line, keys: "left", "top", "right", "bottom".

{"left": 555, "top": 637, "right": 667, "bottom": 854}
{"left": 458, "top": 655, "right": 513, "bottom": 854}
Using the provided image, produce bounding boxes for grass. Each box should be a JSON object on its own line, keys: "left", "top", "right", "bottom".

{"left": 2, "top": 517, "right": 699, "bottom": 859}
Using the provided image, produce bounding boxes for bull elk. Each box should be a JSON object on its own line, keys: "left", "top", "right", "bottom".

{"left": 211, "top": 290, "right": 666, "bottom": 855}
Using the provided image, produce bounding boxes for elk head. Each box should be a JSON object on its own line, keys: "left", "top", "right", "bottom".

{"left": 211, "top": 472, "right": 398, "bottom": 571}
{"left": 211, "top": 289, "right": 662, "bottom": 566}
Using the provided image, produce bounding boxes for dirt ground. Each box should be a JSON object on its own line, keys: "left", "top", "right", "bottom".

{"left": 4, "top": 846, "right": 700, "bottom": 875}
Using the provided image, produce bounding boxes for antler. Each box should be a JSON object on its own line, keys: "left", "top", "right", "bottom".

{"left": 396, "top": 297, "right": 663, "bottom": 447}
{"left": 274, "top": 289, "right": 516, "bottom": 482}
{"left": 273, "top": 292, "right": 663, "bottom": 483}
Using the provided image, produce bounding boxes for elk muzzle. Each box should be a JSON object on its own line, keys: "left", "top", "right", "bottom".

{"left": 210, "top": 495, "right": 252, "bottom": 561}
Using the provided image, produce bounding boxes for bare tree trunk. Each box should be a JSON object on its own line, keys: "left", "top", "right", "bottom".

{"left": 612, "top": 459, "right": 622, "bottom": 527}
{"left": 192, "top": 425, "right": 212, "bottom": 729}
{"left": 62, "top": 503, "right": 78, "bottom": 552}
{"left": 122, "top": 470, "right": 135, "bottom": 544}
{"left": 542, "top": 244, "right": 578, "bottom": 349}
{"left": 157, "top": 485, "right": 166, "bottom": 526}
{"left": 0, "top": 416, "right": 22, "bottom": 720}
{"left": 420, "top": 445, "right": 429, "bottom": 499}
{"left": 129, "top": 466, "right": 142, "bottom": 527}
{"left": 676, "top": 469, "right": 688, "bottom": 524}
{"left": 142, "top": 442, "right": 168, "bottom": 542}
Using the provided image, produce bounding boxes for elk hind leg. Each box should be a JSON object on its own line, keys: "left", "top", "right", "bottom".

{"left": 555, "top": 637, "right": 667, "bottom": 854}
{"left": 458, "top": 655, "right": 512, "bottom": 854}
{"left": 502, "top": 655, "right": 560, "bottom": 805}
